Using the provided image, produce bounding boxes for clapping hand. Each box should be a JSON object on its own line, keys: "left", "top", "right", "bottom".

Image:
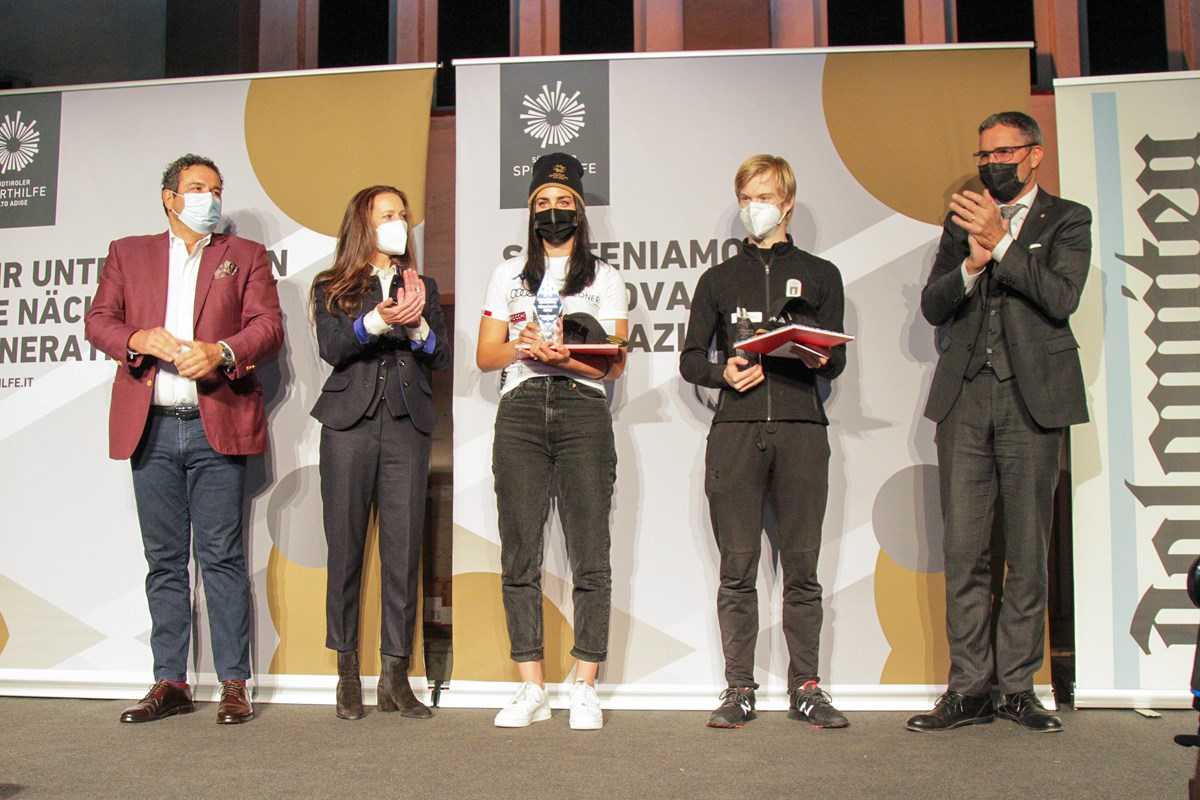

{"left": 393, "top": 268, "right": 425, "bottom": 328}
{"left": 375, "top": 268, "right": 425, "bottom": 328}
{"left": 949, "top": 189, "right": 1005, "bottom": 273}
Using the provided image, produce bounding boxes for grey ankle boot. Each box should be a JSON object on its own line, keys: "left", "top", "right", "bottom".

{"left": 336, "top": 650, "right": 363, "bottom": 720}
{"left": 377, "top": 654, "right": 432, "bottom": 718}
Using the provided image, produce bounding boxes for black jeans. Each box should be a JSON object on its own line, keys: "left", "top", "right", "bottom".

{"left": 705, "top": 421, "right": 830, "bottom": 692}
{"left": 492, "top": 376, "right": 616, "bottom": 663}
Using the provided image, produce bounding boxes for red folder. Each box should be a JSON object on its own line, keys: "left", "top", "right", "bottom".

{"left": 734, "top": 324, "right": 854, "bottom": 358}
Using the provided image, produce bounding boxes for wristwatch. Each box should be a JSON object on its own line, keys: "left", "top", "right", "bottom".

{"left": 219, "top": 341, "right": 235, "bottom": 370}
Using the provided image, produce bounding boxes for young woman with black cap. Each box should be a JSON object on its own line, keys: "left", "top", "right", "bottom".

{"left": 476, "top": 153, "right": 628, "bottom": 730}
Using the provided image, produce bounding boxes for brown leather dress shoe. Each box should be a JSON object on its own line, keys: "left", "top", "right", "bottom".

{"left": 997, "top": 690, "right": 1063, "bottom": 732}
{"left": 120, "top": 680, "right": 195, "bottom": 723}
{"left": 216, "top": 680, "right": 254, "bottom": 724}
{"left": 906, "top": 690, "right": 995, "bottom": 732}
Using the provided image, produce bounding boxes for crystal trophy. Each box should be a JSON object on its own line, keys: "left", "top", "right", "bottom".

{"left": 533, "top": 273, "right": 562, "bottom": 342}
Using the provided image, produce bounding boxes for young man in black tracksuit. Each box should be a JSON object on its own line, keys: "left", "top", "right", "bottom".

{"left": 680, "top": 154, "right": 848, "bottom": 729}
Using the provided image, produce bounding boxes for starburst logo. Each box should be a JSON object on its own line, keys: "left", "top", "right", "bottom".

{"left": 0, "top": 111, "right": 40, "bottom": 174}
{"left": 520, "top": 81, "right": 586, "bottom": 149}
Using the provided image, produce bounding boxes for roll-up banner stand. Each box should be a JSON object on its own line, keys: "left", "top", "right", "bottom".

{"left": 1058, "top": 71, "right": 1200, "bottom": 709}
{"left": 450, "top": 45, "right": 1038, "bottom": 710}
{"left": 0, "top": 64, "right": 436, "bottom": 703}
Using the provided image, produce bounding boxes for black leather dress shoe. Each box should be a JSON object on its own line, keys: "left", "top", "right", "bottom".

{"left": 216, "top": 680, "right": 254, "bottom": 724}
{"left": 906, "top": 690, "right": 995, "bottom": 732}
{"left": 997, "top": 690, "right": 1062, "bottom": 732}
{"left": 120, "top": 681, "right": 195, "bottom": 723}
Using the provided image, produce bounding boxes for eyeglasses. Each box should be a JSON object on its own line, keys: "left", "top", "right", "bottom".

{"left": 971, "top": 144, "right": 1035, "bottom": 166}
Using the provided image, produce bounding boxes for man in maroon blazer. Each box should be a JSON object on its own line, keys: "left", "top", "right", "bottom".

{"left": 85, "top": 154, "right": 283, "bottom": 725}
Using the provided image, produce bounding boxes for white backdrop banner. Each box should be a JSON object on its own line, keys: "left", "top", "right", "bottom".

{"left": 0, "top": 65, "right": 436, "bottom": 701}
{"left": 1058, "top": 71, "right": 1200, "bottom": 708}
{"left": 450, "top": 46, "right": 1036, "bottom": 710}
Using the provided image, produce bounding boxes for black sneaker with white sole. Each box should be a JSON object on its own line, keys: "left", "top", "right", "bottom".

{"left": 707, "top": 687, "right": 756, "bottom": 728}
{"left": 789, "top": 681, "right": 849, "bottom": 728}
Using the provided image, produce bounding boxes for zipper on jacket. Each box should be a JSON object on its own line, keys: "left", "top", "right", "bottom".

{"left": 763, "top": 259, "right": 772, "bottom": 422}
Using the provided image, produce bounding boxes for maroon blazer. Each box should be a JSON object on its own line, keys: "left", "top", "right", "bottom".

{"left": 84, "top": 232, "right": 284, "bottom": 460}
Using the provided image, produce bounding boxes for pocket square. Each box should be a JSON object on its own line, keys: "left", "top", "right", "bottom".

{"left": 1028, "top": 243, "right": 1043, "bottom": 250}
{"left": 214, "top": 260, "right": 239, "bottom": 279}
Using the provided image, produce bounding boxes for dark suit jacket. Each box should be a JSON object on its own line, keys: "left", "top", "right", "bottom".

{"left": 85, "top": 232, "right": 284, "bottom": 460}
{"left": 921, "top": 188, "right": 1092, "bottom": 429}
{"left": 310, "top": 274, "right": 450, "bottom": 433}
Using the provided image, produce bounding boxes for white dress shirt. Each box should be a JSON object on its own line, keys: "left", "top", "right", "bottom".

{"left": 152, "top": 231, "right": 211, "bottom": 406}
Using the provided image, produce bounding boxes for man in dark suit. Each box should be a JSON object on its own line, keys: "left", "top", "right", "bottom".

{"left": 85, "top": 154, "right": 283, "bottom": 724}
{"left": 907, "top": 112, "right": 1091, "bottom": 733}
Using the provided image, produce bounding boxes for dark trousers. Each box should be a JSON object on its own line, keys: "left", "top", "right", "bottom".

{"left": 705, "top": 421, "right": 829, "bottom": 692}
{"left": 320, "top": 410, "right": 431, "bottom": 657}
{"left": 492, "top": 377, "right": 616, "bottom": 663}
{"left": 130, "top": 413, "right": 251, "bottom": 683}
{"left": 936, "top": 371, "right": 1063, "bottom": 696}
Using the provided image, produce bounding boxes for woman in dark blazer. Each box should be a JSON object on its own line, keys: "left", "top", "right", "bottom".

{"left": 310, "top": 185, "right": 450, "bottom": 720}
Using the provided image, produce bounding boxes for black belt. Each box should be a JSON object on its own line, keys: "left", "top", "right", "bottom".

{"left": 152, "top": 405, "right": 200, "bottom": 420}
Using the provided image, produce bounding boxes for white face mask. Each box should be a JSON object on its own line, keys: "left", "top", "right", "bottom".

{"left": 739, "top": 201, "right": 784, "bottom": 240}
{"left": 173, "top": 191, "right": 221, "bottom": 234}
{"left": 376, "top": 219, "right": 408, "bottom": 256}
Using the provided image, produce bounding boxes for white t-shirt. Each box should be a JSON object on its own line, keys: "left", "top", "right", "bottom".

{"left": 482, "top": 254, "right": 626, "bottom": 395}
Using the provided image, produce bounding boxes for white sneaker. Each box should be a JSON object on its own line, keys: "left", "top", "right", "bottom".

{"left": 569, "top": 680, "right": 603, "bottom": 730}
{"left": 494, "top": 682, "right": 551, "bottom": 728}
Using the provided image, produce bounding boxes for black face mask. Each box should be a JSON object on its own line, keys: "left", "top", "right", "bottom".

{"left": 534, "top": 208, "right": 578, "bottom": 245}
{"left": 978, "top": 162, "right": 1028, "bottom": 204}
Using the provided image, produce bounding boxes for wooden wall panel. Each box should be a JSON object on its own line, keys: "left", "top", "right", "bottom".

{"left": 682, "top": 0, "right": 771, "bottom": 50}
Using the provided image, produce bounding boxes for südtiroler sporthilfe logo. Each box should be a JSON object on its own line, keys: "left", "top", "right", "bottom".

{"left": 0, "top": 111, "right": 40, "bottom": 174}
{"left": 520, "top": 81, "right": 586, "bottom": 149}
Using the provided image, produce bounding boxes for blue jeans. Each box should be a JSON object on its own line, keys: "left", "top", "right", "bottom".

{"left": 130, "top": 412, "right": 251, "bottom": 682}
{"left": 492, "top": 377, "right": 616, "bottom": 663}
